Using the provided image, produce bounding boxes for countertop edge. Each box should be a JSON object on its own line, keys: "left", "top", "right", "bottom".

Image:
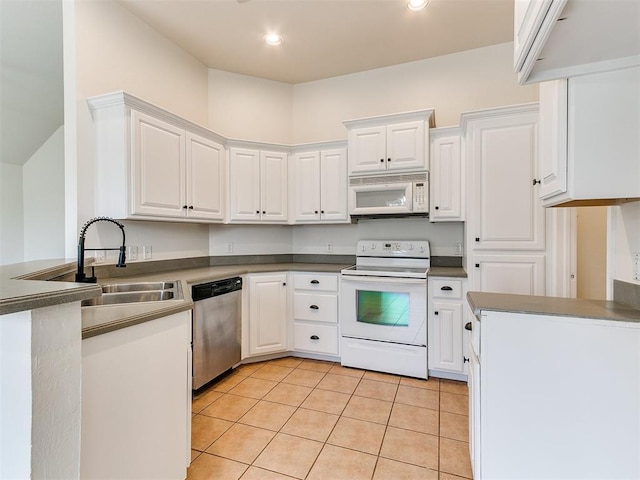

{"left": 467, "top": 291, "right": 640, "bottom": 324}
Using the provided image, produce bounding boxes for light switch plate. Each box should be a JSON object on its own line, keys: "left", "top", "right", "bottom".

{"left": 143, "top": 245, "right": 152, "bottom": 260}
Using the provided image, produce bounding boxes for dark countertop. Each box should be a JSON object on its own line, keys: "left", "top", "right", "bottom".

{"left": 0, "top": 259, "right": 102, "bottom": 316}
{"left": 467, "top": 291, "right": 640, "bottom": 324}
{"left": 428, "top": 267, "right": 467, "bottom": 278}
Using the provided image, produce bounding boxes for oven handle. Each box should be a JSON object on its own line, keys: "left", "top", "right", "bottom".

{"left": 340, "top": 275, "right": 427, "bottom": 285}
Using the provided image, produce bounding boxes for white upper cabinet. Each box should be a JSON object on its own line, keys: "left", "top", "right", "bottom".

{"left": 514, "top": 0, "right": 640, "bottom": 84}
{"left": 290, "top": 144, "right": 348, "bottom": 223}
{"left": 344, "top": 110, "right": 434, "bottom": 175}
{"left": 464, "top": 105, "right": 545, "bottom": 251}
{"left": 538, "top": 67, "right": 640, "bottom": 207}
{"left": 430, "top": 127, "right": 463, "bottom": 222}
{"left": 228, "top": 146, "right": 288, "bottom": 223}
{"left": 88, "top": 92, "right": 226, "bottom": 223}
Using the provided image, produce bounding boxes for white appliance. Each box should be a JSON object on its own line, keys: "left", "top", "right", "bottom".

{"left": 340, "top": 240, "right": 430, "bottom": 378}
{"left": 348, "top": 172, "right": 428, "bottom": 216}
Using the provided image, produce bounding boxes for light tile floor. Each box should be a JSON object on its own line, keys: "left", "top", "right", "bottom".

{"left": 189, "top": 357, "right": 472, "bottom": 480}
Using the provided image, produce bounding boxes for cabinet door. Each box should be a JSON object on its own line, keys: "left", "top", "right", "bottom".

{"left": 386, "top": 120, "right": 426, "bottom": 171}
{"left": 320, "top": 148, "right": 348, "bottom": 222}
{"left": 131, "top": 111, "right": 185, "bottom": 218}
{"left": 260, "top": 151, "right": 288, "bottom": 222}
{"left": 538, "top": 80, "right": 568, "bottom": 199}
{"left": 228, "top": 147, "right": 260, "bottom": 222}
{"left": 429, "top": 301, "right": 464, "bottom": 373}
{"left": 248, "top": 274, "right": 288, "bottom": 356}
{"left": 292, "top": 151, "right": 321, "bottom": 222}
{"left": 81, "top": 311, "right": 191, "bottom": 479}
{"left": 348, "top": 126, "right": 386, "bottom": 174}
{"left": 471, "top": 253, "right": 546, "bottom": 295}
{"left": 468, "top": 110, "right": 545, "bottom": 251}
{"left": 430, "top": 135, "right": 462, "bottom": 221}
{"left": 186, "top": 133, "right": 225, "bottom": 221}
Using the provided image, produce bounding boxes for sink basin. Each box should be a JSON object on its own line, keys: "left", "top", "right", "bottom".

{"left": 100, "top": 281, "right": 175, "bottom": 293}
{"left": 82, "top": 281, "right": 182, "bottom": 307}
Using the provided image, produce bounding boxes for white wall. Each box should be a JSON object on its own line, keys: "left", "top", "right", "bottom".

{"left": 292, "top": 42, "right": 538, "bottom": 143}
{"left": 611, "top": 202, "right": 640, "bottom": 286}
{"left": 208, "top": 69, "right": 293, "bottom": 144}
{"left": 0, "top": 163, "right": 24, "bottom": 265}
{"left": 23, "top": 126, "right": 65, "bottom": 262}
{"left": 209, "top": 225, "right": 292, "bottom": 256}
{"left": 72, "top": 0, "right": 212, "bottom": 261}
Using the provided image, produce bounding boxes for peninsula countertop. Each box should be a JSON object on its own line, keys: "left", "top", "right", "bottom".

{"left": 467, "top": 291, "right": 640, "bottom": 324}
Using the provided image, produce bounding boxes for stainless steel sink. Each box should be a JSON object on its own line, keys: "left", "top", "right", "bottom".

{"left": 82, "top": 281, "right": 182, "bottom": 307}
{"left": 100, "top": 281, "right": 176, "bottom": 293}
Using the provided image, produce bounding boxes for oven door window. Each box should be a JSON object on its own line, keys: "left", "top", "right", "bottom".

{"left": 357, "top": 290, "right": 409, "bottom": 327}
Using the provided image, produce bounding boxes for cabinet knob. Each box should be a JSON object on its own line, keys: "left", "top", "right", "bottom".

{"left": 387, "top": 158, "right": 391, "bottom": 162}
{"left": 380, "top": 158, "right": 384, "bottom": 163}
{"left": 309, "top": 304, "right": 319, "bottom": 310}
{"left": 434, "top": 311, "right": 439, "bottom": 315}
{"left": 310, "top": 335, "right": 320, "bottom": 340}
{"left": 188, "top": 205, "right": 194, "bottom": 210}
{"left": 310, "top": 280, "right": 320, "bottom": 284}
{"left": 475, "top": 263, "right": 480, "bottom": 268}
{"left": 256, "top": 210, "right": 260, "bottom": 214}
{"left": 315, "top": 210, "right": 319, "bottom": 214}
{"left": 475, "top": 237, "right": 480, "bottom": 242}
{"left": 321, "top": 210, "right": 325, "bottom": 214}
{"left": 282, "top": 282, "right": 287, "bottom": 286}
{"left": 440, "top": 286, "right": 453, "bottom": 291}
{"left": 532, "top": 179, "right": 541, "bottom": 186}
{"left": 465, "top": 322, "right": 472, "bottom": 331}
{"left": 435, "top": 206, "right": 439, "bottom": 210}
{"left": 262, "top": 211, "right": 266, "bottom": 214}
{"left": 182, "top": 205, "right": 188, "bottom": 209}
{"left": 463, "top": 357, "right": 470, "bottom": 363}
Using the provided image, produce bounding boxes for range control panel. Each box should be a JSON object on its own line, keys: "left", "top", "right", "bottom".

{"left": 356, "top": 240, "right": 430, "bottom": 258}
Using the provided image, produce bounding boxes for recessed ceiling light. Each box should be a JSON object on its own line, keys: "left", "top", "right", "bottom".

{"left": 264, "top": 33, "right": 284, "bottom": 46}
{"left": 407, "top": 0, "right": 429, "bottom": 11}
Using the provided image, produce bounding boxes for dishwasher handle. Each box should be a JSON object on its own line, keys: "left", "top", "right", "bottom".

{"left": 192, "top": 277, "right": 242, "bottom": 301}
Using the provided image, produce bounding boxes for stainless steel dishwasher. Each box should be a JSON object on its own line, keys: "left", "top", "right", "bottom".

{"left": 191, "top": 277, "right": 242, "bottom": 389}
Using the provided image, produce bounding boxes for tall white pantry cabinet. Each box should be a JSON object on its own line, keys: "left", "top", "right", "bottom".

{"left": 462, "top": 104, "right": 546, "bottom": 297}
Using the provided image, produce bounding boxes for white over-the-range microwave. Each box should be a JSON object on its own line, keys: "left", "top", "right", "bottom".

{"left": 348, "top": 172, "right": 428, "bottom": 216}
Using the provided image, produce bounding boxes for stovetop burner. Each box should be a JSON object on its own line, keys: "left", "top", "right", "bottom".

{"left": 341, "top": 240, "right": 430, "bottom": 279}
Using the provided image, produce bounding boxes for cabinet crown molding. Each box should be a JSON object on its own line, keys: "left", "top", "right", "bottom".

{"left": 459, "top": 103, "right": 539, "bottom": 134}
{"left": 343, "top": 109, "right": 435, "bottom": 129}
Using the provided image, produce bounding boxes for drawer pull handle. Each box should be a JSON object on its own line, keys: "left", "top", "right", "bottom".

{"left": 310, "top": 280, "right": 320, "bottom": 284}
{"left": 463, "top": 356, "right": 470, "bottom": 363}
{"left": 434, "top": 311, "right": 438, "bottom": 315}
{"left": 440, "top": 286, "right": 453, "bottom": 291}
{"left": 310, "top": 335, "right": 320, "bottom": 340}
{"left": 309, "top": 305, "right": 319, "bottom": 310}
{"left": 465, "top": 322, "right": 472, "bottom": 331}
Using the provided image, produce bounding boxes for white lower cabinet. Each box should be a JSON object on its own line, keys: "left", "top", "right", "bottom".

{"left": 428, "top": 277, "right": 468, "bottom": 378}
{"left": 291, "top": 272, "right": 339, "bottom": 356}
{"left": 470, "top": 307, "right": 640, "bottom": 479}
{"left": 247, "top": 273, "right": 288, "bottom": 357}
{"left": 81, "top": 311, "right": 191, "bottom": 479}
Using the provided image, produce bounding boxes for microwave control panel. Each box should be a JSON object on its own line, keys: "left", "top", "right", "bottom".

{"left": 413, "top": 182, "right": 428, "bottom": 212}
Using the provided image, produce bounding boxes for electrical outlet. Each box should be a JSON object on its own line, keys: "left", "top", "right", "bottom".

{"left": 94, "top": 250, "right": 105, "bottom": 263}
{"left": 455, "top": 242, "right": 463, "bottom": 256}
{"left": 128, "top": 246, "right": 138, "bottom": 261}
{"left": 143, "top": 245, "right": 152, "bottom": 260}
{"left": 226, "top": 242, "right": 233, "bottom": 254}
{"left": 634, "top": 252, "right": 640, "bottom": 281}
{"left": 326, "top": 242, "right": 333, "bottom": 253}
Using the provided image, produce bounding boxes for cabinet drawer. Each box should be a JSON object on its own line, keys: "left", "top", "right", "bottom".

{"left": 293, "top": 293, "right": 337, "bottom": 323}
{"left": 293, "top": 323, "right": 338, "bottom": 355}
{"left": 292, "top": 273, "right": 338, "bottom": 292}
{"left": 431, "top": 279, "right": 462, "bottom": 299}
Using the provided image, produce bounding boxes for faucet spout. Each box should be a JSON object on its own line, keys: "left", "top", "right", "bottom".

{"left": 76, "top": 217, "right": 127, "bottom": 283}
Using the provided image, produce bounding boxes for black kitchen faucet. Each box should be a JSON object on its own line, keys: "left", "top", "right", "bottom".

{"left": 75, "top": 217, "right": 126, "bottom": 283}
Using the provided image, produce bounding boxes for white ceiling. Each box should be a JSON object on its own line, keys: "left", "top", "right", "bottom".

{"left": 117, "top": 0, "right": 515, "bottom": 84}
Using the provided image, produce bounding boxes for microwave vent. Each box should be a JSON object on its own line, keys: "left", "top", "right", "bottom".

{"left": 349, "top": 172, "right": 428, "bottom": 186}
